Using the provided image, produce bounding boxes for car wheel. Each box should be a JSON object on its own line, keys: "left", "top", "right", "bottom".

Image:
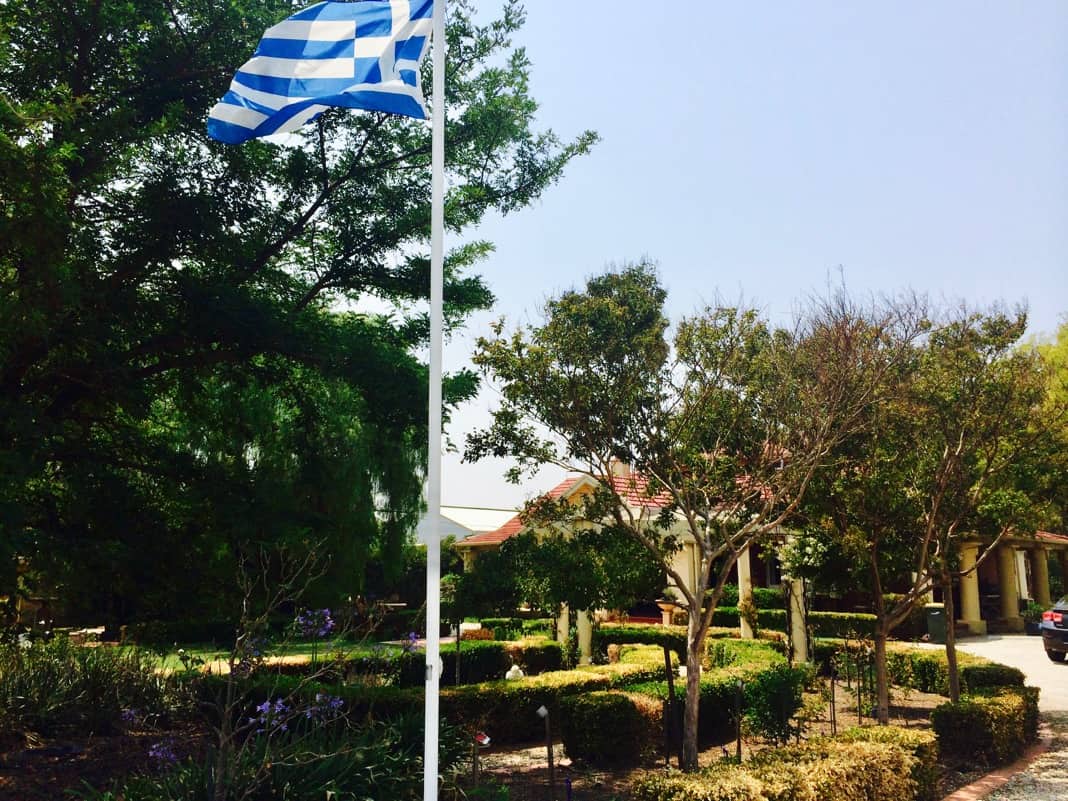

{"left": 1046, "top": 649, "right": 1066, "bottom": 663}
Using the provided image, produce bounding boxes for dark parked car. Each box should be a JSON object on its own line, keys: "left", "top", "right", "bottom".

{"left": 1040, "top": 598, "right": 1068, "bottom": 662}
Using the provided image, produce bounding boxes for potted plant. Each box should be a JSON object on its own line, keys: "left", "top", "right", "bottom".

{"left": 1023, "top": 601, "right": 1045, "bottom": 635}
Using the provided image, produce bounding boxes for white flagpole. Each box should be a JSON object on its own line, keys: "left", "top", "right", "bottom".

{"left": 423, "top": 0, "right": 446, "bottom": 798}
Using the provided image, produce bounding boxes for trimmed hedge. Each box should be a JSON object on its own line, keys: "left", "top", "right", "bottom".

{"left": 633, "top": 738, "right": 922, "bottom": 801}
{"left": 398, "top": 638, "right": 562, "bottom": 686}
{"left": 125, "top": 619, "right": 239, "bottom": 648}
{"left": 710, "top": 607, "right": 877, "bottom": 638}
{"left": 931, "top": 687, "right": 1040, "bottom": 766}
{"left": 717, "top": 584, "right": 785, "bottom": 609}
{"left": 559, "top": 691, "right": 662, "bottom": 765}
{"left": 839, "top": 726, "right": 939, "bottom": 801}
{"left": 263, "top": 638, "right": 563, "bottom": 687}
{"left": 201, "top": 657, "right": 669, "bottom": 745}
{"left": 595, "top": 623, "right": 688, "bottom": 660}
{"left": 885, "top": 646, "right": 1025, "bottom": 695}
{"left": 626, "top": 639, "right": 789, "bottom": 742}
{"left": 480, "top": 617, "right": 555, "bottom": 640}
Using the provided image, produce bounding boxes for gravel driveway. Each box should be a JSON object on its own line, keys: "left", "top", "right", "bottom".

{"left": 955, "top": 635, "right": 1068, "bottom": 799}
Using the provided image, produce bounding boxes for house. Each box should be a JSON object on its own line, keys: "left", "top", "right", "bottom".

{"left": 454, "top": 463, "right": 792, "bottom": 661}
{"left": 414, "top": 505, "right": 519, "bottom": 545}
{"left": 455, "top": 465, "right": 1068, "bottom": 650}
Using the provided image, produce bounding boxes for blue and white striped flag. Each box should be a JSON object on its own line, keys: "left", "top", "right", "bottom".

{"left": 208, "top": 0, "right": 433, "bottom": 144}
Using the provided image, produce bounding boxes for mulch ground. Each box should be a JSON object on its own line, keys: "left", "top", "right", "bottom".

{"left": 0, "top": 721, "right": 207, "bottom": 801}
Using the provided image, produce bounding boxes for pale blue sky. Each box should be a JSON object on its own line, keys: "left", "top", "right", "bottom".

{"left": 440, "top": 0, "right": 1068, "bottom": 510}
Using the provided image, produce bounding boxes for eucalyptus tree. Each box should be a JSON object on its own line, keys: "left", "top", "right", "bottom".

{"left": 467, "top": 265, "right": 914, "bottom": 769}
{"left": 0, "top": 0, "right": 595, "bottom": 621}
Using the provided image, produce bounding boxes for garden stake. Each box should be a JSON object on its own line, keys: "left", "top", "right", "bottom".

{"left": 537, "top": 705, "right": 556, "bottom": 801}
{"left": 663, "top": 645, "right": 681, "bottom": 768}
{"left": 735, "top": 679, "right": 743, "bottom": 761}
{"left": 856, "top": 652, "right": 863, "bottom": 725}
{"left": 829, "top": 671, "right": 837, "bottom": 736}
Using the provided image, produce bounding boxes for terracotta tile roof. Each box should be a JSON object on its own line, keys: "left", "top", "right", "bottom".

{"left": 1037, "top": 530, "right": 1068, "bottom": 545}
{"left": 458, "top": 473, "right": 672, "bottom": 548}
{"left": 606, "top": 474, "right": 672, "bottom": 508}
{"left": 458, "top": 476, "right": 583, "bottom": 547}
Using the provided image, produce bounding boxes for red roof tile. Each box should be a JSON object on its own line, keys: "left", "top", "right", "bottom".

{"left": 1037, "top": 530, "right": 1068, "bottom": 545}
{"left": 459, "top": 473, "right": 672, "bottom": 547}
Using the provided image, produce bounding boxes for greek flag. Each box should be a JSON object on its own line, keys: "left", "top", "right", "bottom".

{"left": 208, "top": 0, "right": 433, "bottom": 144}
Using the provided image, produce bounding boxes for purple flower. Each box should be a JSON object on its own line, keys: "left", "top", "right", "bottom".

{"left": 120, "top": 708, "right": 139, "bottom": 723}
{"left": 295, "top": 608, "right": 335, "bottom": 639}
{"left": 148, "top": 740, "right": 178, "bottom": 764}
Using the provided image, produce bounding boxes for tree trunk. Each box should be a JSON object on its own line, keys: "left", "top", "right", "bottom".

{"left": 681, "top": 613, "right": 703, "bottom": 771}
{"left": 874, "top": 626, "right": 890, "bottom": 725}
{"left": 942, "top": 574, "right": 961, "bottom": 702}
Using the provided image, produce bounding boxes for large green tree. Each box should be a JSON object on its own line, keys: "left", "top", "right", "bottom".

{"left": 0, "top": 0, "right": 594, "bottom": 622}
{"left": 796, "top": 306, "right": 1057, "bottom": 715}
{"left": 467, "top": 265, "right": 912, "bottom": 769}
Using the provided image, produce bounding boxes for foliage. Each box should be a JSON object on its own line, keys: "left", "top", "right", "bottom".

{"left": 884, "top": 646, "right": 1024, "bottom": 695}
{"left": 742, "top": 663, "right": 811, "bottom": 745}
{"left": 931, "top": 688, "right": 1040, "bottom": 766}
{"left": 627, "top": 639, "right": 788, "bottom": 743}
{"left": 632, "top": 739, "right": 921, "bottom": 801}
{"left": 838, "top": 727, "right": 939, "bottom": 801}
{"left": 717, "top": 585, "right": 785, "bottom": 609}
{"left": 467, "top": 267, "right": 912, "bottom": 768}
{"left": 75, "top": 712, "right": 467, "bottom": 801}
{"left": 0, "top": 0, "right": 594, "bottom": 623}
{"left": 0, "top": 635, "right": 177, "bottom": 734}
{"left": 595, "top": 623, "right": 688, "bottom": 661}
{"left": 559, "top": 691, "right": 662, "bottom": 766}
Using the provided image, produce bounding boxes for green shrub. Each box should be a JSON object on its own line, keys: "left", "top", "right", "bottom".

{"left": 505, "top": 638, "right": 563, "bottom": 675}
{"left": 716, "top": 585, "right": 785, "bottom": 610}
{"left": 480, "top": 617, "right": 523, "bottom": 640}
{"left": 393, "top": 638, "right": 563, "bottom": 686}
{"left": 742, "top": 663, "right": 810, "bottom": 744}
{"left": 124, "top": 619, "right": 239, "bottom": 649}
{"left": 627, "top": 639, "right": 788, "bottom": 743}
{"left": 632, "top": 739, "right": 919, "bottom": 801}
{"left": 439, "top": 661, "right": 667, "bottom": 743}
{"left": 885, "top": 646, "right": 1024, "bottom": 695}
{"left": 595, "top": 623, "right": 687, "bottom": 660}
{"left": 559, "top": 691, "right": 662, "bottom": 765}
{"left": 522, "top": 618, "right": 554, "bottom": 637}
{"left": 0, "top": 636, "right": 175, "bottom": 734}
{"left": 931, "top": 687, "right": 1040, "bottom": 766}
{"left": 710, "top": 608, "right": 877, "bottom": 638}
{"left": 75, "top": 712, "right": 467, "bottom": 801}
{"left": 839, "top": 726, "right": 939, "bottom": 801}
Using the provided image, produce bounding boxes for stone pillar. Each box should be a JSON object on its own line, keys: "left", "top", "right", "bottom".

{"left": 1032, "top": 548, "right": 1052, "bottom": 608}
{"left": 787, "top": 576, "right": 809, "bottom": 663}
{"left": 556, "top": 604, "right": 570, "bottom": 643}
{"left": 959, "top": 543, "right": 986, "bottom": 635}
{"left": 997, "top": 546, "right": 1024, "bottom": 631}
{"left": 738, "top": 545, "right": 755, "bottom": 640}
{"left": 576, "top": 609, "right": 593, "bottom": 665}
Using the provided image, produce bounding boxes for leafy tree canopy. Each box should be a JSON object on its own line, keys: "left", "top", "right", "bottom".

{"left": 0, "top": 0, "right": 595, "bottom": 622}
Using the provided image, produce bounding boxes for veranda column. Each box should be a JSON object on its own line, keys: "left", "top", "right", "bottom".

{"left": 556, "top": 604, "right": 570, "bottom": 644}
{"left": 959, "top": 543, "right": 986, "bottom": 635}
{"left": 576, "top": 609, "right": 593, "bottom": 665}
{"left": 737, "top": 545, "right": 755, "bottom": 640}
{"left": 997, "top": 545, "right": 1024, "bottom": 632}
{"left": 1032, "top": 548, "right": 1052, "bottom": 608}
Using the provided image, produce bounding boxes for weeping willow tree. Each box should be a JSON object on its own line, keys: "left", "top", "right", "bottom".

{"left": 0, "top": 0, "right": 595, "bottom": 622}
